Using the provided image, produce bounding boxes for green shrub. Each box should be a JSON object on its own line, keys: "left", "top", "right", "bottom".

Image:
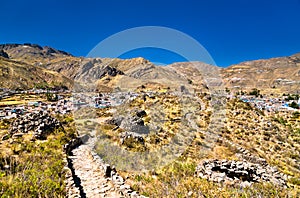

{"left": 289, "top": 101, "right": 299, "bottom": 109}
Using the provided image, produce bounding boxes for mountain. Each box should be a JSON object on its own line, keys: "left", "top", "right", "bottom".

{"left": 0, "top": 43, "right": 299, "bottom": 94}
{"left": 222, "top": 54, "right": 300, "bottom": 94}
{"left": 0, "top": 43, "right": 72, "bottom": 63}
{"left": 0, "top": 44, "right": 73, "bottom": 90}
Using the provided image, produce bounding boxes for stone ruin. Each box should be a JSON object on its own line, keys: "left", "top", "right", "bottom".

{"left": 9, "top": 111, "right": 61, "bottom": 139}
{"left": 195, "top": 159, "right": 287, "bottom": 187}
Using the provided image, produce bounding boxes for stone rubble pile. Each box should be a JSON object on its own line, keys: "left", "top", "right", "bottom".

{"left": 195, "top": 159, "right": 287, "bottom": 187}
{"left": 9, "top": 111, "right": 61, "bottom": 139}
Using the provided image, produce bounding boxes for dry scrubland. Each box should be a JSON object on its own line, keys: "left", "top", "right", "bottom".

{"left": 0, "top": 90, "right": 299, "bottom": 197}
{"left": 0, "top": 113, "right": 76, "bottom": 197}
{"left": 92, "top": 93, "right": 299, "bottom": 197}
{"left": 0, "top": 44, "right": 299, "bottom": 197}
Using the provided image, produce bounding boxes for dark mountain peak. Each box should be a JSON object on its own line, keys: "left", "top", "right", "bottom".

{"left": 0, "top": 43, "right": 73, "bottom": 58}
{"left": 0, "top": 49, "right": 9, "bottom": 59}
{"left": 43, "top": 46, "right": 72, "bottom": 56}
{"left": 23, "top": 43, "right": 43, "bottom": 50}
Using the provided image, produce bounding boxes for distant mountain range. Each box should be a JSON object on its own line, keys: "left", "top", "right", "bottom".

{"left": 0, "top": 43, "right": 299, "bottom": 94}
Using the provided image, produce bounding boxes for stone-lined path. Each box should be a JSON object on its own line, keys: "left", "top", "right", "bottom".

{"left": 65, "top": 132, "right": 147, "bottom": 198}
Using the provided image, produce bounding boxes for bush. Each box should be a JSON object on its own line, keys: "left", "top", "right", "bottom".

{"left": 285, "top": 94, "right": 299, "bottom": 101}
{"left": 46, "top": 92, "right": 58, "bottom": 102}
{"left": 289, "top": 102, "right": 299, "bottom": 109}
{"left": 249, "top": 88, "right": 260, "bottom": 97}
{"left": 273, "top": 117, "right": 287, "bottom": 125}
{"left": 292, "top": 111, "right": 300, "bottom": 118}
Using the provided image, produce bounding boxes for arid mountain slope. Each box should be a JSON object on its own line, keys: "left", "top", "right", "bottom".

{"left": 0, "top": 43, "right": 72, "bottom": 65}
{"left": 0, "top": 49, "right": 73, "bottom": 90}
{"left": 1, "top": 43, "right": 299, "bottom": 93}
{"left": 222, "top": 54, "right": 300, "bottom": 93}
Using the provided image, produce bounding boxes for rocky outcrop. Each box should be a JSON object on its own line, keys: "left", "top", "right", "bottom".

{"left": 0, "top": 50, "right": 9, "bottom": 59}
{"left": 107, "top": 109, "right": 149, "bottom": 135}
{"left": 119, "top": 109, "right": 149, "bottom": 135}
{"left": 101, "top": 66, "right": 124, "bottom": 77}
{"left": 120, "top": 117, "right": 149, "bottom": 134}
{"left": 135, "top": 110, "right": 147, "bottom": 118}
{"left": 105, "top": 116, "right": 124, "bottom": 127}
{"left": 9, "top": 111, "right": 61, "bottom": 139}
{"left": 195, "top": 159, "right": 287, "bottom": 187}
{"left": 128, "top": 64, "right": 155, "bottom": 79}
{"left": 74, "top": 59, "right": 124, "bottom": 84}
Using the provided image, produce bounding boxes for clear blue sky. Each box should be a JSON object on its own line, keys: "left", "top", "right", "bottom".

{"left": 0, "top": 0, "right": 299, "bottom": 67}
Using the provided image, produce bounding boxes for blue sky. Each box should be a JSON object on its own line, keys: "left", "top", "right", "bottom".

{"left": 0, "top": 0, "right": 299, "bottom": 67}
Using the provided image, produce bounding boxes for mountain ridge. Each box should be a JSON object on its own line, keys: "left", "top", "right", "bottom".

{"left": 0, "top": 43, "right": 299, "bottom": 93}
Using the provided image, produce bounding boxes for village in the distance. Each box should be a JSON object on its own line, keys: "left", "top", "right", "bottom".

{"left": 1, "top": 88, "right": 299, "bottom": 121}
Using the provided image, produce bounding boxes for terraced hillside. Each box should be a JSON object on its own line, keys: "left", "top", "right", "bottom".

{"left": 69, "top": 89, "right": 299, "bottom": 197}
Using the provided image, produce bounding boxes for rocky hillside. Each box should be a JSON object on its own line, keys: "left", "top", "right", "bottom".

{"left": 0, "top": 56, "right": 73, "bottom": 90}
{"left": 222, "top": 54, "right": 300, "bottom": 94}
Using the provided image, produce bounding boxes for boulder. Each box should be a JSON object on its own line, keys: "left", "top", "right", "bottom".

{"left": 105, "top": 116, "right": 124, "bottom": 126}
{"left": 135, "top": 110, "right": 147, "bottom": 118}
{"left": 120, "top": 116, "right": 149, "bottom": 135}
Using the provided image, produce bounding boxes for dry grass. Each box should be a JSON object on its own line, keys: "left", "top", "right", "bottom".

{"left": 118, "top": 97, "right": 300, "bottom": 197}
{"left": 0, "top": 114, "right": 76, "bottom": 197}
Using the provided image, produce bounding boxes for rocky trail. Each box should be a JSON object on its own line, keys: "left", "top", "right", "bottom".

{"left": 65, "top": 131, "right": 146, "bottom": 198}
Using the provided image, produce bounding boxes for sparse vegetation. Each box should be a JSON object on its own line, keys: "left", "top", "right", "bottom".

{"left": 127, "top": 159, "right": 298, "bottom": 198}
{"left": 0, "top": 115, "right": 75, "bottom": 197}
